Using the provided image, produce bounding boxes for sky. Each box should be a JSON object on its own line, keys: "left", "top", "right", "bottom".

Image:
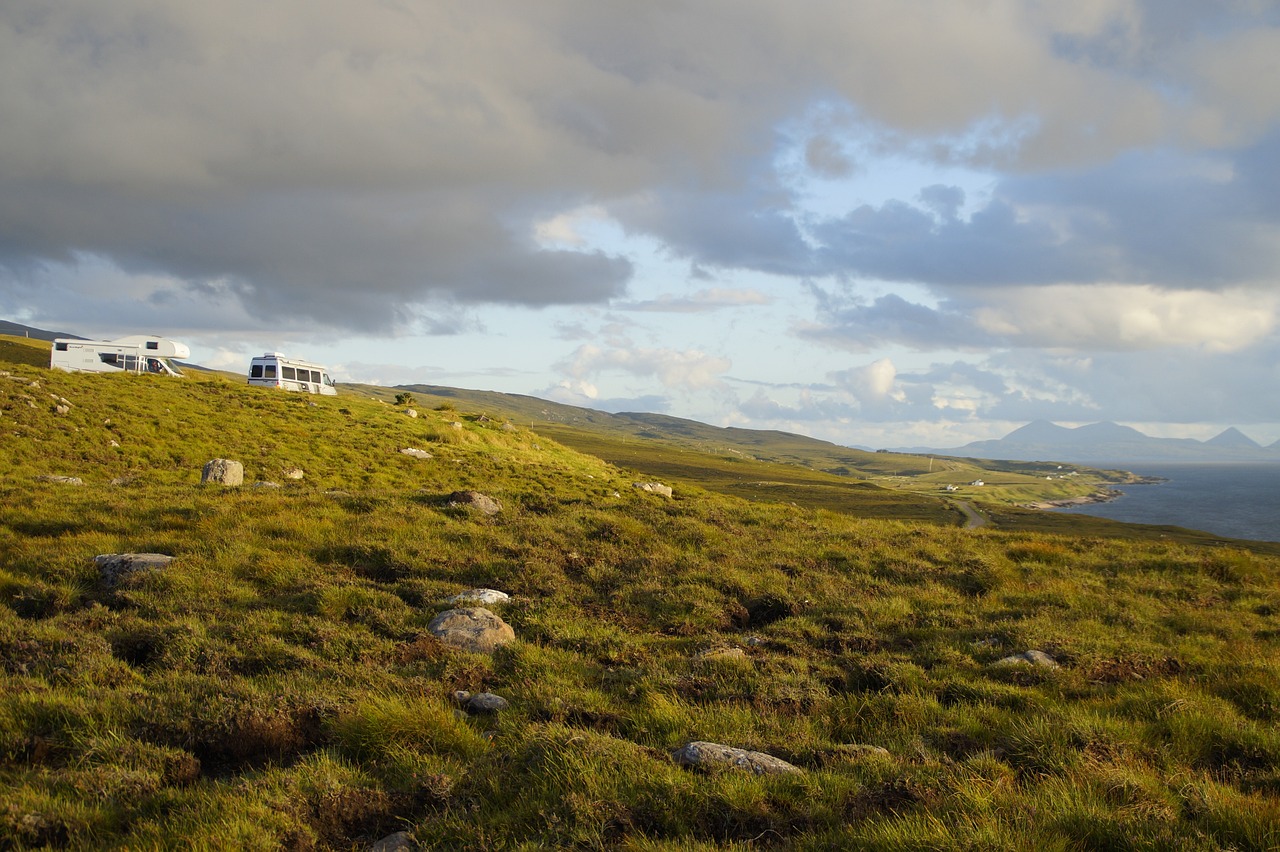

{"left": 4, "top": 1, "right": 1280, "bottom": 449}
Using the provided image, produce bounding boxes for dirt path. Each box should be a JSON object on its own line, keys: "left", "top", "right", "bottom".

{"left": 952, "top": 500, "right": 989, "bottom": 529}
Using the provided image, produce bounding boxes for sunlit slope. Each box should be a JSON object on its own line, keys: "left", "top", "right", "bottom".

{"left": 3, "top": 338, "right": 1280, "bottom": 849}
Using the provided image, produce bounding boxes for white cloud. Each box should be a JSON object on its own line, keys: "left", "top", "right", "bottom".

{"left": 970, "top": 284, "right": 1277, "bottom": 352}
{"left": 560, "top": 343, "right": 731, "bottom": 391}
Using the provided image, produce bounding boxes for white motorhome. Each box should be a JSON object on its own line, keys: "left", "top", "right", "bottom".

{"left": 50, "top": 336, "right": 190, "bottom": 376}
{"left": 247, "top": 352, "right": 337, "bottom": 395}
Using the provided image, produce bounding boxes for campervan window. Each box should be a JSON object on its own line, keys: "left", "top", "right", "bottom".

{"left": 146, "top": 341, "right": 159, "bottom": 350}
{"left": 250, "top": 364, "right": 263, "bottom": 378}
{"left": 307, "top": 370, "right": 320, "bottom": 383}
{"left": 282, "top": 366, "right": 296, "bottom": 380}
{"left": 264, "top": 365, "right": 277, "bottom": 378}
{"left": 55, "top": 342, "right": 68, "bottom": 351}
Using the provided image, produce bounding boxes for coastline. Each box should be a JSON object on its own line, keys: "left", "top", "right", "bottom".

{"left": 1021, "top": 488, "right": 1123, "bottom": 510}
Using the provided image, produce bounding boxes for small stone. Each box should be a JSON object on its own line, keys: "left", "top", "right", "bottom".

{"left": 446, "top": 491, "right": 501, "bottom": 515}
{"left": 452, "top": 690, "right": 472, "bottom": 705}
{"left": 95, "top": 553, "right": 174, "bottom": 586}
{"left": 446, "top": 588, "right": 510, "bottom": 606}
{"left": 369, "top": 831, "right": 416, "bottom": 852}
{"left": 633, "top": 481, "right": 673, "bottom": 498}
{"left": 745, "top": 636, "right": 764, "bottom": 647}
{"left": 995, "top": 649, "right": 1059, "bottom": 668}
{"left": 400, "top": 447, "right": 433, "bottom": 459}
{"left": 252, "top": 481, "right": 282, "bottom": 489}
{"left": 672, "top": 741, "right": 803, "bottom": 775}
{"left": 465, "top": 692, "right": 510, "bottom": 714}
{"left": 405, "top": 408, "right": 419, "bottom": 418}
{"left": 697, "top": 647, "right": 748, "bottom": 662}
{"left": 36, "top": 475, "right": 83, "bottom": 485}
{"left": 427, "top": 607, "right": 516, "bottom": 654}
{"left": 283, "top": 468, "right": 304, "bottom": 480}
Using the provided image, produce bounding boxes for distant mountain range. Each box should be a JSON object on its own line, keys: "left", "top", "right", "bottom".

{"left": 894, "top": 420, "right": 1280, "bottom": 463}
{"left": 0, "top": 320, "right": 80, "bottom": 341}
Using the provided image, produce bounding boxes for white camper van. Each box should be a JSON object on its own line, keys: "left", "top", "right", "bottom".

{"left": 247, "top": 353, "right": 337, "bottom": 395}
{"left": 50, "top": 336, "right": 189, "bottom": 376}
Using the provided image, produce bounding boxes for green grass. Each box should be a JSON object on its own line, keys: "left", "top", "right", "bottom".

{"left": 2, "top": 339, "right": 1279, "bottom": 849}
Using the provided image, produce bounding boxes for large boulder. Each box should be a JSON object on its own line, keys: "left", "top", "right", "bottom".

{"left": 201, "top": 458, "right": 244, "bottom": 486}
{"left": 672, "top": 741, "right": 803, "bottom": 775}
{"left": 427, "top": 607, "right": 515, "bottom": 654}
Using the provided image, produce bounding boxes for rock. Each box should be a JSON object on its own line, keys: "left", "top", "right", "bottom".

{"left": 452, "top": 690, "right": 472, "bottom": 705}
{"left": 427, "top": 607, "right": 516, "bottom": 654}
{"left": 252, "top": 481, "right": 282, "bottom": 489}
{"left": 446, "top": 588, "right": 510, "bottom": 606}
{"left": 447, "top": 491, "right": 501, "bottom": 515}
{"left": 35, "top": 475, "right": 83, "bottom": 485}
{"left": 465, "top": 692, "right": 510, "bottom": 714}
{"left": 369, "top": 831, "right": 416, "bottom": 851}
{"left": 54, "top": 404, "right": 70, "bottom": 416}
{"left": 835, "top": 744, "right": 891, "bottom": 758}
{"left": 400, "top": 447, "right": 433, "bottom": 460}
{"left": 201, "top": 458, "right": 244, "bottom": 486}
{"left": 95, "top": 553, "right": 174, "bottom": 586}
{"left": 697, "top": 647, "right": 748, "bottom": 662}
{"left": 501, "top": 422, "right": 518, "bottom": 432}
{"left": 745, "top": 636, "right": 764, "bottom": 647}
{"left": 633, "top": 481, "right": 673, "bottom": 498}
{"left": 672, "top": 741, "right": 803, "bottom": 775}
{"left": 995, "top": 649, "right": 1059, "bottom": 668}
{"left": 283, "top": 468, "right": 304, "bottom": 480}
{"left": 405, "top": 408, "right": 419, "bottom": 418}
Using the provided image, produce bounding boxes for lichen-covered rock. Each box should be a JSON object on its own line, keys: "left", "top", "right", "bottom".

{"left": 36, "top": 475, "right": 83, "bottom": 485}
{"left": 447, "top": 491, "right": 501, "bottom": 515}
{"left": 283, "top": 468, "right": 305, "bottom": 480}
{"left": 633, "top": 481, "right": 673, "bottom": 498}
{"left": 400, "top": 447, "right": 433, "bottom": 459}
{"left": 994, "top": 649, "right": 1059, "bottom": 668}
{"left": 201, "top": 458, "right": 244, "bottom": 486}
{"left": 95, "top": 553, "right": 174, "bottom": 586}
{"left": 427, "top": 607, "right": 515, "bottom": 654}
{"left": 672, "top": 741, "right": 803, "bottom": 775}
{"left": 446, "top": 588, "right": 510, "bottom": 606}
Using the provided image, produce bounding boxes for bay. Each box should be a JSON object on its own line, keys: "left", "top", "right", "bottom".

{"left": 1051, "top": 463, "right": 1280, "bottom": 543}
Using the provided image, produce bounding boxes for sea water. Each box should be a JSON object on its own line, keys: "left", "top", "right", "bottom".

{"left": 1051, "top": 463, "right": 1280, "bottom": 543}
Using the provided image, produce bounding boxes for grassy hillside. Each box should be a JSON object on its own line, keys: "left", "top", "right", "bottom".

{"left": 2, "top": 344, "right": 1278, "bottom": 849}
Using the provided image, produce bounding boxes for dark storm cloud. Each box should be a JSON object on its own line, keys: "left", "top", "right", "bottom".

{"left": 3, "top": 1, "right": 1280, "bottom": 340}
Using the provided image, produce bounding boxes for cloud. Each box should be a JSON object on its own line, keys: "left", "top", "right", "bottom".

{"left": 9, "top": 1, "right": 1276, "bottom": 333}
{"left": 615, "top": 287, "right": 772, "bottom": 313}
{"left": 559, "top": 343, "right": 731, "bottom": 391}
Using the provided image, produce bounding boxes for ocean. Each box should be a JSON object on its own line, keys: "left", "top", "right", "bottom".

{"left": 1051, "top": 463, "right": 1280, "bottom": 543}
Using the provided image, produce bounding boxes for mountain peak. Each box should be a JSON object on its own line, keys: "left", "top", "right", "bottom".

{"left": 1205, "top": 427, "right": 1260, "bottom": 449}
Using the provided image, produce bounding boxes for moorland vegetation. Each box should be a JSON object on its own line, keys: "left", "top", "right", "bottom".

{"left": 1, "top": 334, "right": 1277, "bottom": 850}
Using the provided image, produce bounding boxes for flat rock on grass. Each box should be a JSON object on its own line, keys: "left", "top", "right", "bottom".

{"left": 446, "top": 490, "right": 501, "bottom": 515}
{"left": 994, "top": 649, "right": 1059, "bottom": 668}
{"left": 672, "top": 741, "right": 803, "bottom": 775}
{"left": 446, "top": 588, "right": 510, "bottom": 606}
{"left": 427, "top": 607, "right": 515, "bottom": 654}
{"left": 35, "top": 475, "right": 83, "bottom": 485}
{"left": 95, "top": 553, "right": 174, "bottom": 586}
